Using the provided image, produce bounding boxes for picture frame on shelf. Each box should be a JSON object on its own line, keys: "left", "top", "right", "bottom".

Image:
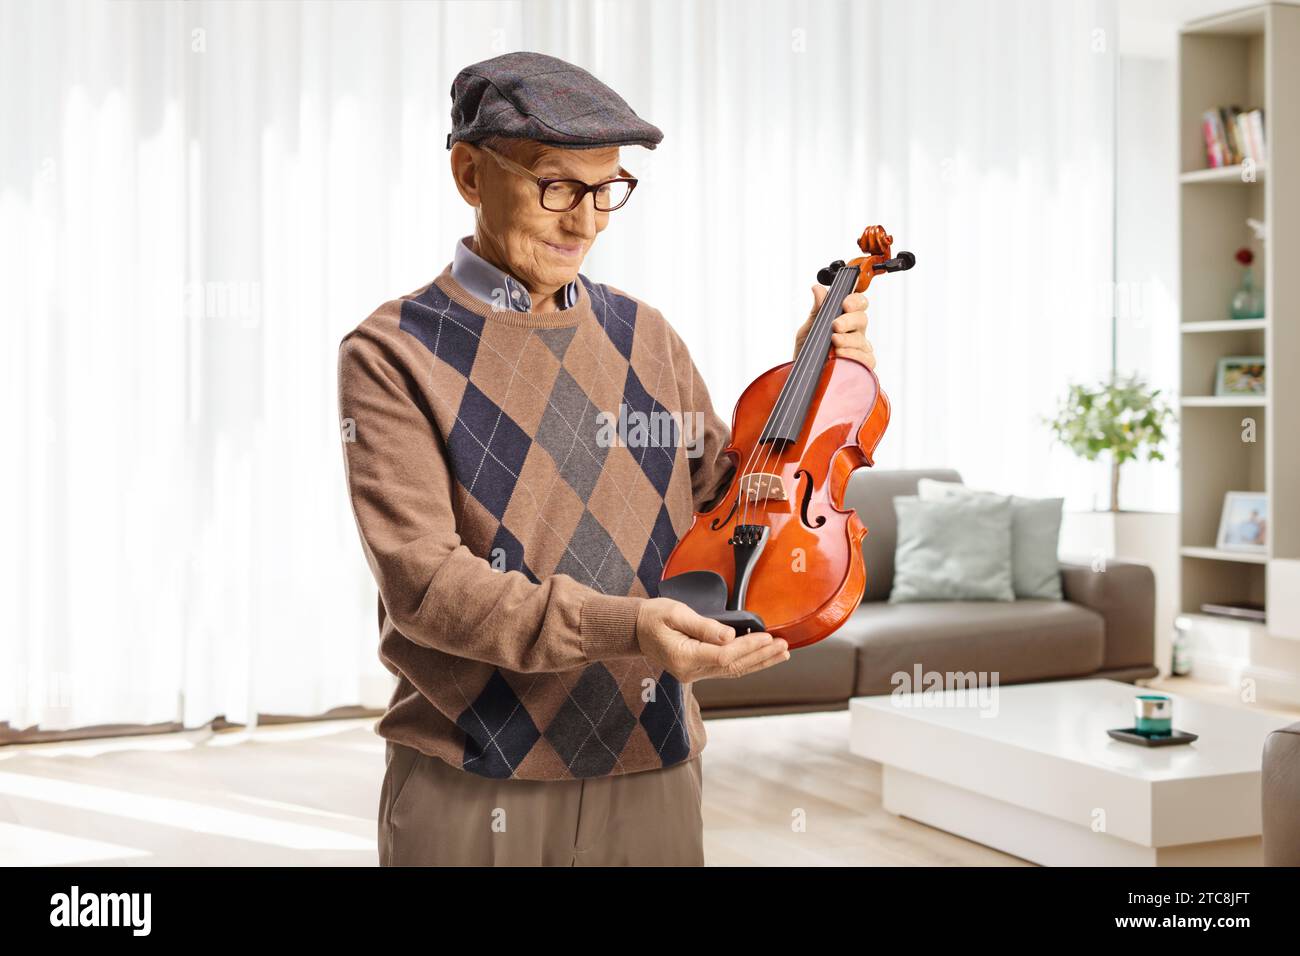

{"left": 1214, "top": 355, "right": 1266, "bottom": 396}
{"left": 1215, "top": 491, "right": 1268, "bottom": 553}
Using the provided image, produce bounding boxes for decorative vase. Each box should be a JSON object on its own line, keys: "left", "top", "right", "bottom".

{"left": 1230, "top": 267, "right": 1265, "bottom": 320}
{"left": 1135, "top": 695, "right": 1173, "bottom": 735}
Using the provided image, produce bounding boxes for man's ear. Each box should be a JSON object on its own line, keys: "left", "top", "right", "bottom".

{"left": 449, "top": 142, "right": 483, "bottom": 208}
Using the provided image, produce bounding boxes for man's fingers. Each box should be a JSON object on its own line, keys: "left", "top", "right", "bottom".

{"left": 841, "top": 292, "right": 868, "bottom": 314}
{"left": 830, "top": 331, "right": 871, "bottom": 351}
{"left": 809, "top": 283, "right": 828, "bottom": 316}
{"left": 804, "top": 286, "right": 876, "bottom": 372}
{"left": 833, "top": 344, "right": 876, "bottom": 369}
{"left": 705, "top": 636, "right": 790, "bottom": 679}
{"left": 695, "top": 621, "right": 736, "bottom": 646}
{"left": 712, "top": 631, "right": 784, "bottom": 667}
{"left": 687, "top": 630, "right": 773, "bottom": 668}
{"left": 668, "top": 603, "right": 735, "bottom": 645}
{"left": 831, "top": 312, "right": 867, "bottom": 334}
{"left": 730, "top": 644, "right": 791, "bottom": 677}
{"left": 831, "top": 328, "right": 873, "bottom": 349}
{"left": 716, "top": 631, "right": 776, "bottom": 659}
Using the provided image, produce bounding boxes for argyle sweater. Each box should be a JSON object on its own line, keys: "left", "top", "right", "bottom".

{"left": 338, "top": 264, "right": 735, "bottom": 780}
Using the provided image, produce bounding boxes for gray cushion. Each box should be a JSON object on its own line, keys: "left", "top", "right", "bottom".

{"left": 843, "top": 469, "right": 964, "bottom": 602}
{"left": 917, "top": 478, "right": 1064, "bottom": 600}
{"left": 690, "top": 632, "right": 857, "bottom": 709}
{"left": 889, "top": 495, "right": 1015, "bottom": 602}
{"left": 838, "top": 599, "right": 1106, "bottom": 696}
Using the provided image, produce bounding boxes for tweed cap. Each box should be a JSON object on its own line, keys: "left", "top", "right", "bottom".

{"left": 446, "top": 51, "right": 663, "bottom": 151}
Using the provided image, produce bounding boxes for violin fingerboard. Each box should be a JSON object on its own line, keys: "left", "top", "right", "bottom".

{"left": 759, "top": 263, "right": 860, "bottom": 445}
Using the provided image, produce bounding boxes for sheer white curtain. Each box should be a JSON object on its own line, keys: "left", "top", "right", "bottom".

{"left": 568, "top": 0, "right": 1117, "bottom": 502}
{"left": 1, "top": 0, "right": 1115, "bottom": 736}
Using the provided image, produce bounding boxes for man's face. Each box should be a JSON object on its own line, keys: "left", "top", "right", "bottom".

{"left": 470, "top": 140, "right": 621, "bottom": 296}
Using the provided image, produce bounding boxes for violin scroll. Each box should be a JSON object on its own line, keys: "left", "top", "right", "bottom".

{"left": 816, "top": 224, "right": 916, "bottom": 293}
{"left": 857, "top": 225, "right": 893, "bottom": 257}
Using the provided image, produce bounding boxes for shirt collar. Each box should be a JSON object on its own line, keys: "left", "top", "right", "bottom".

{"left": 451, "top": 236, "right": 578, "bottom": 312}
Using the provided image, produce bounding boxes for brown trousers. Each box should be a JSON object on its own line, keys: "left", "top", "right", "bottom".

{"left": 378, "top": 740, "right": 705, "bottom": 866}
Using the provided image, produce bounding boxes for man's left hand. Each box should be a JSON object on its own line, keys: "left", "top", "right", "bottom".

{"left": 793, "top": 285, "right": 875, "bottom": 369}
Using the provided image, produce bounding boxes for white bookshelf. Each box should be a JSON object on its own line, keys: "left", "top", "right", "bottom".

{"left": 1180, "top": 395, "right": 1266, "bottom": 407}
{"left": 1179, "top": 162, "right": 1268, "bottom": 184}
{"left": 1181, "top": 318, "right": 1266, "bottom": 332}
{"left": 1178, "top": 4, "right": 1300, "bottom": 642}
{"left": 1180, "top": 546, "right": 1268, "bottom": 565}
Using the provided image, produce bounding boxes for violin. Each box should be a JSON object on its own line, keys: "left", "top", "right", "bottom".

{"left": 660, "top": 225, "right": 915, "bottom": 649}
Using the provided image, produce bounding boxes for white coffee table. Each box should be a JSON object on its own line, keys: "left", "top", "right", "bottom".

{"left": 849, "top": 679, "right": 1293, "bottom": 866}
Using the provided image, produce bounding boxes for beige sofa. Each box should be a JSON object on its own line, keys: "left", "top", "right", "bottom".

{"left": 694, "top": 469, "right": 1159, "bottom": 717}
{"left": 1263, "top": 722, "right": 1300, "bottom": 865}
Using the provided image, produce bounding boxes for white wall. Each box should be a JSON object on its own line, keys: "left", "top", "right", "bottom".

{"left": 1112, "top": 52, "right": 1180, "bottom": 513}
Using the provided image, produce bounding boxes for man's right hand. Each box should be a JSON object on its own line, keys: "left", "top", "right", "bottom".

{"left": 634, "top": 597, "right": 790, "bottom": 683}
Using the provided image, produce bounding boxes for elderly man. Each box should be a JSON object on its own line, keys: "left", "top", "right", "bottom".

{"left": 338, "top": 52, "right": 874, "bottom": 866}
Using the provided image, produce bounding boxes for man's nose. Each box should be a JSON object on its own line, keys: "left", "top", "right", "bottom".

{"left": 560, "top": 195, "right": 602, "bottom": 235}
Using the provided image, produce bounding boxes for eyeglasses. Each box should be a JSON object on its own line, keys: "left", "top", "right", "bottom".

{"left": 477, "top": 144, "right": 639, "bottom": 212}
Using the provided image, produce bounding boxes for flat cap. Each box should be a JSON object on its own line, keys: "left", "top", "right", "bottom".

{"left": 446, "top": 51, "right": 663, "bottom": 151}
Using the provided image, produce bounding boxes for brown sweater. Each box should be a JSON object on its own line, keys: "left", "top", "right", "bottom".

{"left": 337, "top": 264, "right": 735, "bottom": 780}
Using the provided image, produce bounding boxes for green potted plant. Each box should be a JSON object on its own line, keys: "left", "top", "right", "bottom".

{"left": 1046, "top": 374, "right": 1175, "bottom": 512}
{"left": 1047, "top": 375, "right": 1179, "bottom": 680}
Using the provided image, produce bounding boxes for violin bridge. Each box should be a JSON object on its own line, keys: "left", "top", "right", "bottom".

{"left": 738, "top": 472, "right": 788, "bottom": 503}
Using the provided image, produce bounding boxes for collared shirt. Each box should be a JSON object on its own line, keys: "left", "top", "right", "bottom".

{"left": 451, "top": 235, "right": 578, "bottom": 312}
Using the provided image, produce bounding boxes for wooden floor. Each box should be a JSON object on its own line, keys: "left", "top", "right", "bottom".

{"left": 697, "top": 711, "right": 1023, "bottom": 865}
{"left": 0, "top": 710, "right": 1024, "bottom": 867}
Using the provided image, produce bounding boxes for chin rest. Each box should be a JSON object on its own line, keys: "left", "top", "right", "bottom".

{"left": 659, "top": 571, "right": 766, "bottom": 635}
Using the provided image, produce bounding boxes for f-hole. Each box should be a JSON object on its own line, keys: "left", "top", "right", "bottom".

{"left": 796, "top": 469, "right": 826, "bottom": 529}
{"left": 710, "top": 496, "right": 739, "bottom": 531}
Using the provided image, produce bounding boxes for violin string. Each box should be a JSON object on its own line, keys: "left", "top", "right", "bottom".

{"left": 738, "top": 265, "right": 859, "bottom": 531}
{"left": 745, "top": 265, "right": 855, "bottom": 524}
{"left": 738, "top": 265, "right": 855, "bottom": 530}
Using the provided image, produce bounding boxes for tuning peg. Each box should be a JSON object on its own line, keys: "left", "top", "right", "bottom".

{"left": 816, "top": 260, "right": 846, "bottom": 285}
{"left": 873, "top": 251, "right": 916, "bottom": 274}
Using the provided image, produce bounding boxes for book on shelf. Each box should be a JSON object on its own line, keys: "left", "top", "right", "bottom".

{"left": 1199, "top": 601, "right": 1267, "bottom": 623}
{"left": 1201, "top": 106, "right": 1266, "bottom": 168}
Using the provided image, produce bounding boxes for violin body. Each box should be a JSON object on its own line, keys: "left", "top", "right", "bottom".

{"left": 663, "top": 356, "right": 890, "bottom": 648}
{"left": 659, "top": 225, "right": 913, "bottom": 649}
